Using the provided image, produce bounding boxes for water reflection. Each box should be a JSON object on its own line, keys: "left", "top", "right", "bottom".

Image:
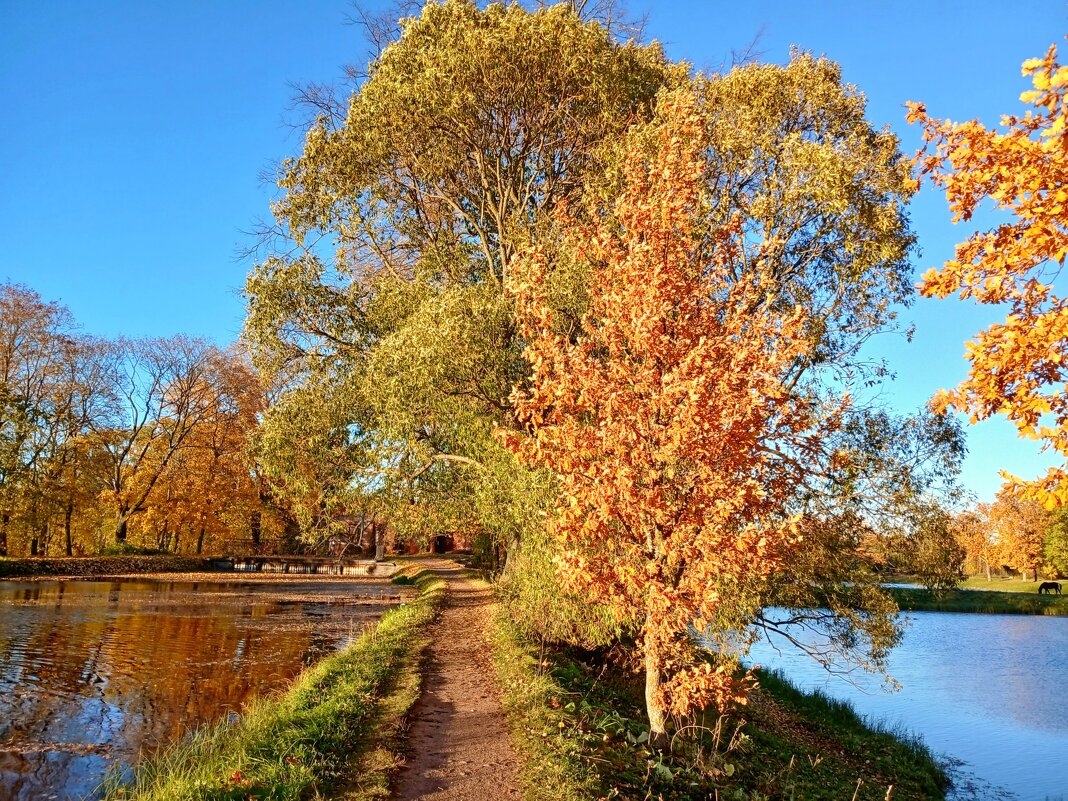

{"left": 0, "top": 576, "right": 405, "bottom": 800}
{"left": 749, "top": 610, "right": 1068, "bottom": 801}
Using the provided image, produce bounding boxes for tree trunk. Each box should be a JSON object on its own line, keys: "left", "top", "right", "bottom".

{"left": 644, "top": 638, "right": 669, "bottom": 749}
{"left": 500, "top": 533, "right": 520, "bottom": 578}
{"left": 250, "top": 511, "right": 262, "bottom": 546}
{"left": 196, "top": 526, "right": 206, "bottom": 555}
{"left": 0, "top": 513, "right": 8, "bottom": 557}
{"left": 374, "top": 521, "right": 385, "bottom": 562}
{"left": 115, "top": 514, "right": 128, "bottom": 544}
{"left": 64, "top": 502, "right": 73, "bottom": 557}
{"left": 985, "top": 559, "right": 991, "bottom": 582}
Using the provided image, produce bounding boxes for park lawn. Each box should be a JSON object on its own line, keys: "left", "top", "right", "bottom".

{"left": 888, "top": 585, "right": 1068, "bottom": 616}
{"left": 960, "top": 576, "right": 1062, "bottom": 593}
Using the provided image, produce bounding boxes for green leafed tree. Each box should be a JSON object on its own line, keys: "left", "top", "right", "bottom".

{"left": 1045, "top": 508, "right": 1068, "bottom": 578}
{"left": 245, "top": 0, "right": 674, "bottom": 557}
{"left": 246, "top": 3, "right": 963, "bottom": 684}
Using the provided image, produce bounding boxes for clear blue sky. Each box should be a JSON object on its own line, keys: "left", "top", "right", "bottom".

{"left": 2, "top": 0, "right": 1064, "bottom": 501}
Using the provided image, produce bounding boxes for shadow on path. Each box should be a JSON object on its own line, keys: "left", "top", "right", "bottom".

{"left": 392, "top": 559, "right": 520, "bottom": 801}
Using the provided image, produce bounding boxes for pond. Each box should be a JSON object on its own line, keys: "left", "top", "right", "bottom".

{"left": 748, "top": 610, "right": 1068, "bottom": 801}
{"left": 0, "top": 574, "right": 409, "bottom": 800}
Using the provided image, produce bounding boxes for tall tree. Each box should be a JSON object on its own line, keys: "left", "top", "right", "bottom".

{"left": 88, "top": 337, "right": 219, "bottom": 544}
{"left": 246, "top": 0, "right": 672, "bottom": 553}
{"left": 505, "top": 86, "right": 947, "bottom": 740}
{"left": 908, "top": 44, "right": 1068, "bottom": 507}
{"left": 0, "top": 284, "right": 82, "bottom": 555}
{"left": 987, "top": 484, "right": 1050, "bottom": 581}
{"left": 146, "top": 347, "right": 263, "bottom": 554}
{"left": 953, "top": 507, "right": 996, "bottom": 580}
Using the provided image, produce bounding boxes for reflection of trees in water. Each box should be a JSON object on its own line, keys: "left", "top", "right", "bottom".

{"left": 0, "top": 579, "right": 388, "bottom": 800}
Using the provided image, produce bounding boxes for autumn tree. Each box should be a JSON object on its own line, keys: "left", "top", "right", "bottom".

{"left": 141, "top": 347, "right": 263, "bottom": 554}
{"left": 246, "top": 0, "right": 672, "bottom": 556}
{"left": 248, "top": 3, "right": 932, "bottom": 572}
{"left": 909, "top": 44, "right": 1068, "bottom": 507}
{"left": 986, "top": 483, "right": 1050, "bottom": 581}
{"left": 953, "top": 506, "right": 996, "bottom": 580}
{"left": 0, "top": 284, "right": 97, "bottom": 555}
{"left": 22, "top": 336, "right": 112, "bottom": 556}
{"left": 906, "top": 505, "right": 966, "bottom": 590}
{"left": 506, "top": 86, "right": 942, "bottom": 740}
{"left": 88, "top": 337, "right": 220, "bottom": 544}
{"left": 248, "top": 5, "right": 961, "bottom": 690}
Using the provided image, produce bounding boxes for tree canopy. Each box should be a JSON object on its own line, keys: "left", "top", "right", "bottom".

{"left": 245, "top": 0, "right": 965, "bottom": 738}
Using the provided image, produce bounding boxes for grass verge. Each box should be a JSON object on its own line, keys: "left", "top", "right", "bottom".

{"left": 101, "top": 567, "right": 444, "bottom": 801}
{"left": 888, "top": 586, "right": 1068, "bottom": 616}
{"left": 489, "top": 612, "right": 947, "bottom": 801}
{"left": 489, "top": 607, "right": 601, "bottom": 801}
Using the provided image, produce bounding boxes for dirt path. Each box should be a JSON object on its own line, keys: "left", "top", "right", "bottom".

{"left": 393, "top": 560, "right": 520, "bottom": 801}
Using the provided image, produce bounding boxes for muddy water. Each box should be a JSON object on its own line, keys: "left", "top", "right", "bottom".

{"left": 0, "top": 575, "right": 408, "bottom": 800}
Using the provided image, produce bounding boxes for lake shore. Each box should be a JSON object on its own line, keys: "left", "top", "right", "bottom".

{"left": 490, "top": 596, "right": 948, "bottom": 800}
{"left": 887, "top": 586, "right": 1068, "bottom": 615}
{"left": 0, "top": 554, "right": 214, "bottom": 579}
{"left": 100, "top": 565, "right": 445, "bottom": 801}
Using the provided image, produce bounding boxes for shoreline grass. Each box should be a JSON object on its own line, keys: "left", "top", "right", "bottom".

{"left": 100, "top": 567, "right": 444, "bottom": 801}
{"left": 489, "top": 607, "right": 601, "bottom": 801}
{"left": 489, "top": 609, "right": 947, "bottom": 801}
{"left": 887, "top": 586, "right": 1068, "bottom": 616}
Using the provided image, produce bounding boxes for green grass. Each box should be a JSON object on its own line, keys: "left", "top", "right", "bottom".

{"left": 744, "top": 669, "right": 946, "bottom": 800}
{"left": 489, "top": 607, "right": 602, "bottom": 801}
{"left": 489, "top": 612, "right": 946, "bottom": 801}
{"left": 888, "top": 586, "right": 1068, "bottom": 616}
{"left": 960, "top": 576, "right": 1061, "bottom": 593}
{"left": 101, "top": 569, "right": 444, "bottom": 801}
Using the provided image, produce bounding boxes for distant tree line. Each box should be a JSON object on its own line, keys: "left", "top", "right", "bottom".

{"left": 951, "top": 488, "right": 1068, "bottom": 582}
{"left": 0, "top": 283, "right": 297, "bottom": 556}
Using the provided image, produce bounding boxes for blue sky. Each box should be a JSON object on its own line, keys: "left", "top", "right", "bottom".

{"left": 1, "top": 0, "right": 1065, "bottom": 501}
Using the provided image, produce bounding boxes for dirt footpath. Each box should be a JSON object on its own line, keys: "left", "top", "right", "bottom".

{"left": 393, "top": 561, "right": 520, "bottom": 801}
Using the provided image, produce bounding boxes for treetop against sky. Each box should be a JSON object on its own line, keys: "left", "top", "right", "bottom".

{"left": 1, "top": 0, "right": 1064, "bottom": 501}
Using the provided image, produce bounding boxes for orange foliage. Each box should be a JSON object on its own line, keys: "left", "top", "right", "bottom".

{"left": 908, "top": 44, "right": 1068, "bottom": 507}
{"left": 136, "top": 348, "right": 264, "bottom": 553}
{"left": 983, "top": 484, "right": 1051, "bottom": 581}
{"left": 503, "top": 91, "right": 848, "bottom": 730}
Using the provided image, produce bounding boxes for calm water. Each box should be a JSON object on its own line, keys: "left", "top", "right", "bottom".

{"left": 749, "top": 611, "right": 1068, "bottom": 801}
{"left": 0, "top": 576, "right": 407, "bottom": 801}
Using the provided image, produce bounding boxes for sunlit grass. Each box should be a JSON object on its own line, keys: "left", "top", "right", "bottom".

{"left": 960, "top": 576, "right": 1060, "bottom": 594}
{"left": 489, "top": 607, "right": 946, "bottom": 801}
{"left": 888, "top": 585, "right": 1068, "bottom": 615}
{"left": 100, "top": 569, "right": 444, "bottom": 801}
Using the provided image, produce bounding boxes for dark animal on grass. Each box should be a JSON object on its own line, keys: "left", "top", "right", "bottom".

{"left": 1038, "top": 581, "right": 1061, "bottom": 595}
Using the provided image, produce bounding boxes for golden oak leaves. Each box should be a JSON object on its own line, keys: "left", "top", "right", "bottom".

{"left": 908, "top": 44, "right": 1068, "bottom": 507}
{"left": 503, "top": 90, "right": 847, "bottom": 720}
